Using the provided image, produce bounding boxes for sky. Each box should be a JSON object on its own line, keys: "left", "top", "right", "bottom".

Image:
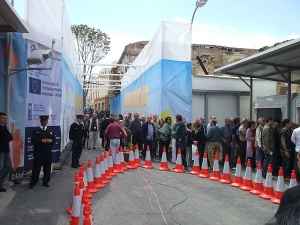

{"left": 14, "top": 0, "right": 300, "bottom": 69}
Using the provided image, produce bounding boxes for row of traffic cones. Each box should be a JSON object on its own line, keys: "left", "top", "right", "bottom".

{"left": 68, "top": 146, "right": 132, "bottom": 225}
{"left": 195, "top": 151, "right": 292, "bottom": 205}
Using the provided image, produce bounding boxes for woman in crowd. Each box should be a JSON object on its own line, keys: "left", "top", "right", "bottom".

{"left": 119, "top": 120, "right": 131, "bottom": 150}
{"left": 191, "top": 121, "right": 204, "bottom": 168}
{"left": 161, "top": 116, "right": 172, "bottom": 160}
{"left": 156, "top": 119, "right": 164, "bottom": 159}
{"left": 246, "top": 121, "right": 256, "bottom": 169}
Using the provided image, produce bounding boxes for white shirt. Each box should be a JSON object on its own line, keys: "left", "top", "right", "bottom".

{"left": 40, "top": 126, "right": 47, "bottom": 130}
{"left": 291, "top": 127, "right": 300, "bottom": 152}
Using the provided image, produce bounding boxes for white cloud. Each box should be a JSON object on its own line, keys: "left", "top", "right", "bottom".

{"left": 227, "top": 27, "right": 237, "bottom": 32}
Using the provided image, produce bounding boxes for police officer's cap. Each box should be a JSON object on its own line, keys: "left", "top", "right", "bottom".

{"left": 39, "top": 115, "right": 49, "bottom": 121}
{"left": 76, "top": 115, "right": 83, "bottom": 119}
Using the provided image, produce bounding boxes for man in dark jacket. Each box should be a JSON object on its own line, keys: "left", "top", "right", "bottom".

{"left": 69, "top": 115, "right": 85, "bottom": 168}
{"left": 221, "top": 118, "right": 233, "bottom": 167}
{"left": 141, "top": 116, "right": 155, "bottom": 159}
{"left": 0, "top": 112, "right": 13, "bottom": 192}
{"left": 175, "top": 114, "right": 188, "bottom": 170}
{"left": 100, "top": 114, "right": 110, "bottom": 150}
{"left": 129, "top": 113, "right": 143, "bottom": 153}
{"left": 29, "top": 115, "right": 56, "bottom": 189}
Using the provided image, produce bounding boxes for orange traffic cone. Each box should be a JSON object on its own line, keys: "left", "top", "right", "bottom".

{"left": 67, "top": 171, "right": 80, "bottom": 215}
{"left": 100, "top": 154, "right": 110, "bottom": 184}
{"left": 78, "top": 190, "right": 88, "bottom": 225}
{"left": 158, "top": 147, "right": 170, "bottom": 171}
{"left": 190, "top": 149, "right": 200, "bottom": 175}
{"left": 86, "top": 160, "right": 98, "bottom": 194}
{"left": 142, "top": 145, "right": 154, "bottom": 169}
{"left": 231, "top": 157, "right": 243, "bottom": 187}
{"left": 108, "top": 149, "right": 118, "bottom": 176}
{"left": 250, "top": 161, "right": 264, "bottom": 195}
{"left": 103, "top": 152, "right": 112, "bottom": 179}
{"left": 69, "top": 184, "right": 81, "bottom": 225}
{"left": 94, "top": 157, "right": 105, "bottom": 189}
{"left": 271, "top": 167, "right": 285, "bottom": 204}
{"left": 78, "top": 177, "right": 92, "bottom": 205}
{"left": 83, "top": 203, "right": 92, "bottom": 225}
{"left": 119, "top": 146, "right": 128, "bottom": 170}
{"left": 209, "top": 153, "right": 221, "bottom": 181}
{"left": 259, "top": 164, "right": 275, "bottom": 200}
{"left": 127, "top": 145, "right": 137, "bottom": 169}
{"left": 289, "top": 170, "right": 297, "bottom": 188}
{"left": 80, "top": 165, "right": 92, "bottom": 199}
{"left": 198, "top": 151, "right": 209, "bottom": 178}
{"left": 240, "top": 159, "right": 253, "bottom": 191}
{"left": 173, "top": 148, "right": 185, "bottom": 173}
{"left": 135, "top": 144, "right": 142, "bottom": 167}
{"left": 114, "top": 148, "right": 124, "bottom": 173}
{"left": 219, "top": 154, "right": 232, "bottom": 184}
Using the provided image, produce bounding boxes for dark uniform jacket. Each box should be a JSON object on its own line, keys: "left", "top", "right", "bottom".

{"left": 0, "top": 124, "right": 13, "bottom": 152}
{"left": 100, "top": 118, "right": 110, "bottom": 136}
{"left": 31, "top": 127, "right": 56, "bottom": 151}
{"left": 69, "top": 122, "right": 84, "bottom": 141}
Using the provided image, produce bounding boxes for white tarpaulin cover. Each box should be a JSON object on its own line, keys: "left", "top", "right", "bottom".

{"left": 111, "top": 22, "right": 193, "bottom": 122}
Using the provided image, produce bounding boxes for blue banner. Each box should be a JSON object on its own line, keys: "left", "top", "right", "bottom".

{"left": 110, "top": 59, "right": 192, "bottom": 122}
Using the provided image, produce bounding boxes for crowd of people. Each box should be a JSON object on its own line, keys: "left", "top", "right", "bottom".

{"left": 77, "top": 111, "right": 300, "bottom": 185}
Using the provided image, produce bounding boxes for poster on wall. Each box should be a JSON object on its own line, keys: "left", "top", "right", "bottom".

{"left": 24, "top": 41, "right": 62, "bottom": 171}
{"left": 0, "top": 33, "right": 28, "bottom": 182}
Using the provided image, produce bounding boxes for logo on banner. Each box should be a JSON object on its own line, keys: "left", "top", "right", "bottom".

{"left": 28, "top": 103, "right": 32, "bottom": 120}
{"left": 29, "top": 77, "right": 41, "bottom": 94}
{"left": 30, "top": 43, "right": 38, "bottom": 52}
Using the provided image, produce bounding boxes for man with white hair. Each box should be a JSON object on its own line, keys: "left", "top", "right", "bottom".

{"left": 87, "top": 113, "right": 100, "bottom": 150}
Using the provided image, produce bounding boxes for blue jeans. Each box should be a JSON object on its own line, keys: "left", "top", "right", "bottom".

{"left": 0, "top": 152, "right": 12, "bottom": 187}
{"left": 110, "top": 138, "right": 120, "bottom": 163}
{"left": 281, "top": 151, "right": 292, "bottom": 178}
{"left": 256, "top": 147, "right": 264, "bottom": 168}
{"left": 262, "top": 149, "right": 273, "bottom": 177}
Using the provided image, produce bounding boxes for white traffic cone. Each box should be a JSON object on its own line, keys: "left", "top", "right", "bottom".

{"left": 259, "top": 164, "right": 275, "bottom": 200}
{"left": 271, "top": 167, "right": 285, "bottom": 204}
{"left": 289, "top": 170, "right": 297, "bottom": 188}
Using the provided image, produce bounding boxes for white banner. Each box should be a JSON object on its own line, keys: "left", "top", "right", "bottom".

{"left": 26, "top": 41, "right": 62, "bottom": 127}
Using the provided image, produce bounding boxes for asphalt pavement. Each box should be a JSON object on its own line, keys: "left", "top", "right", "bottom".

{"left": 0, "top": 145, "right": 281, "bottom": 225}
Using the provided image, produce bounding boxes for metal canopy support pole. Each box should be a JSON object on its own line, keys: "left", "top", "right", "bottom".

{"left": 236, "top": 93, "right": 240, "bottom": 118}
{"left": 205, "top": 93, "right": 208, "bottom": 121}
{"left": 250, "top": 77, "right": 253, "bottom": 120}
{"left": 287, "top": 68, "right": 292, "bottom": 119}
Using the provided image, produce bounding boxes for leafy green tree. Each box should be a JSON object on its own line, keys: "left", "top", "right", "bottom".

{"left": 71, "top": 24, "right": 110, "bottom": 105}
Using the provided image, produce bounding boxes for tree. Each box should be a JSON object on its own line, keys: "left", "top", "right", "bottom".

{"left": 71, "top": 24, "right": 110, "bottom": 106}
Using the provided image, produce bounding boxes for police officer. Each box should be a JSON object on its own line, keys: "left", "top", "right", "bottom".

{"left": 69, "top": 114, "right": 85, "bottom": 168}
{"left": 29, "top": 115, "right": 56, "bottom": 189}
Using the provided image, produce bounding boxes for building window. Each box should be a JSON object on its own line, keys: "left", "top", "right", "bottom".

{"left": 256, "top": 108, "right": 282, "bottom": 121}
{"left": 102, "top": 103, "right": 105, "bottom": 110}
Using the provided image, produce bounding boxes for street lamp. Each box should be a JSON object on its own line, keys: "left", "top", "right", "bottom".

{"left": 191, "top": 0, "right": 208, "bottom": 25}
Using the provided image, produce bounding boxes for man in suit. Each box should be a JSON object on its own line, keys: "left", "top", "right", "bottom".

{"left": 0, "top": 112, "right": 13, "bottom": 192}
{"left": 29, "top": 115, "right": 56, "bottom": 189}
{"left": 141, "top": 116, "right": 156, "bottom": 159}
{"left": 221, "top": 118, "right": 233, "bottom": 167}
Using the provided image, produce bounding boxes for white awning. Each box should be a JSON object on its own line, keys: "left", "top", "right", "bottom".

{"left": 0, "top": 0, "right": 28, "bottom": 35}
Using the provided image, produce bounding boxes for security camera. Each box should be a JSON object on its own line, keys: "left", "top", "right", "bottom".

{"left": 27, "top": 49, "right": 52, "bottom": 65}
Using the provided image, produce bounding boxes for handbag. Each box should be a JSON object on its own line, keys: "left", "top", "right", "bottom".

{"left": 158, "top": 127, "right": 165, "bottom": 134}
